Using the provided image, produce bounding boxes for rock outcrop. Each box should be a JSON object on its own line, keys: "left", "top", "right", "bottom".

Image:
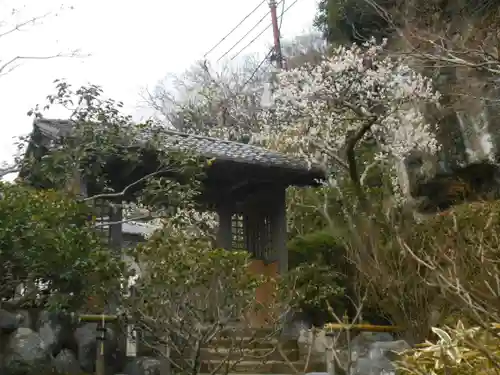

{"left": 0, "top": 308, "right": 125, "bottom": 375}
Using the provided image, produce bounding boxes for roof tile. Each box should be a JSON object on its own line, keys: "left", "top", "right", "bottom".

{"left": 33, "top": 118, "right": 324, "bottom": 174}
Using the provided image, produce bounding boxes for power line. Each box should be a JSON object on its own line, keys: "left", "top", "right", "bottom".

{"left": 279, "top": 0, "right": 285, "bottom": 30}
{"left": 204, "top": 0, "right": 268, "bottom": 58}
{"left": 220, "top": 0, "right": 290, "bottom": 96}
{"left": 242, "top": 48, "right": 274, "bottom": 88}
{"left": 240, "top": 0, "right": 287, "bottom": 89}
{"left": 216, "top": 1, "right": 283, "bottom": 63}
{"left": 230, "top": 0, "right": 300, "bottom": 61}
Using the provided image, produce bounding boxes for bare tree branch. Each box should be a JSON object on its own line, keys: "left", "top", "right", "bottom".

{"left": 82, "top": 170, "right": 166, "bottom": 202}
{"left": 362, "top": 0, "right": 500, "bottom": 80}
{"left": 0, "top": 51, "right": 83, "bottom": 76}
{"left": 0, "top": 166, "right": 20, "bottom": 178}
{"left": 0, "top": 5, "right": 85, "bottom": 78}
{"left": 0, "top": 12, "right": 51, "bottom": 38}
{"left": 311, "top": 139, "right": 349, "bottom": 170}
{"left": 93, "top": 214, "right": 159, "bottom": 228}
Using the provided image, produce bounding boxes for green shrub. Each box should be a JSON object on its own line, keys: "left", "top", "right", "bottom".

{"left": 288, "top": 230, "right": 348, "bottom": 268}
{"left": 285, "top": 230, "right": 351, "bottom": 325}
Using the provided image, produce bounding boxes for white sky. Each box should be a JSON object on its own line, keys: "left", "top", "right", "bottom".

{"left": 0, "top": 0, "right": 318, "bottom": 175}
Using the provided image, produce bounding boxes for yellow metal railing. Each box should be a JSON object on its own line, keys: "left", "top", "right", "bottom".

{"left": 324, "top": 323, "right": 402, "bottom": 333}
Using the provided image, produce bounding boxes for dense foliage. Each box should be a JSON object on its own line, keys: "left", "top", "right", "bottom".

{"left": 286, "top": 230, "right": 351, "bottom": 326}
{"left": 1, "top": 79, "right": 215, "bottom": 312}
{"left": 314, "top": 0, "right": 394, "bottom": 43}
{"left": 0, "top": 182, "right": 121, "bottom": 310}
{"left": 313, "top": 0, "right": 500, "bottom": 43}
{"left": 26, "top": 81, "right": 203, "bottom": 204}
{"left": 124, "top": 223, "right": 265, "bottom": 374}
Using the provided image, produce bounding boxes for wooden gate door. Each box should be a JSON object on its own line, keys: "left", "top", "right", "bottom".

{"left": 247, "top": 259, "right": 279, "bottom": 327}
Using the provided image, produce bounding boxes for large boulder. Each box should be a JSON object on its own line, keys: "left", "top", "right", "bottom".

{"left": 3, "top": 327, "right": 53, "bottom": 374}
{"left": 37, "top": 311, "right": 74, "bottom": 356}
{"left": 349, "top": 332, "right": 394, "bottom": 362}
{"left": 369, "top": 340, "right": 411, "bottom": 361}
{"left": 52, "top": 348, "right": 81, "bottom": 375}
{"left": 123, "top": 357, "right": 161, "bottom": 375}
{"left": 347, "top": 333, "right": 410, "bottom": 375}
{"left": 16, "top": 310, "right": 32, "bottom": 329}
{"left": 0, "top": 309, "right": 19, "bottom": 334}
{"left": 352, "top": 356, "right": 395, "bottom": 375}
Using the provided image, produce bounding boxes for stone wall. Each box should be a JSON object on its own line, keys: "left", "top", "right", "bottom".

{"left": 0, "top": 308, "right": 161, "bottom": 375}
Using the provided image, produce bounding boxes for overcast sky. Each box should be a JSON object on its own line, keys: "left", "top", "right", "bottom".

{"left": 0, "top": 0, "right": 318, "bottom": 175}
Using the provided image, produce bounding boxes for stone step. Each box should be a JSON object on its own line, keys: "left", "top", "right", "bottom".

{"left": 138, "top": 338, "right": 298, "bottom": 358}
{"left": 201, "top": 359, "right": 326, "bottom": 374}
{"left": 208, "top": 337, "right": 298, "bottom": 351}
{"left": 201, "top": 346, "right": 300, "bottom": 361}
{"left": 216, "top": 326, "right": 281, "bottom": 339}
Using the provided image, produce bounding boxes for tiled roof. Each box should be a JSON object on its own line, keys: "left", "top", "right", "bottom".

{"left": 157, "top": 129, "right": 319, "bottom": 172}
{"left": 33, "top": 118, "right": 324, "bottom": 174}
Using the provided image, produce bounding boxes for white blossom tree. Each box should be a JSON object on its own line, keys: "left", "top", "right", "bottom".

{"left": 256, "top": 38, "right": 441, "bottom": 203}
{"left": 143, "top": 33, "right": 329, "bottom": 144}
{"left": 143, "top": 58, "right": 268, "bottom": 143}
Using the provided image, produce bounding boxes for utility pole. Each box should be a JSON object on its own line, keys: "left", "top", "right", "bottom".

{"left": 261, "top": 0, "right": 284, "bottom": 108}
{"left": 268, "top": 0, "right": 283, "bottom": 70}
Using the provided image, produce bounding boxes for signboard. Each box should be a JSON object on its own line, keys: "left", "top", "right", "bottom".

{"left": 126, "top": 324, "right": 137, "bottom": 357}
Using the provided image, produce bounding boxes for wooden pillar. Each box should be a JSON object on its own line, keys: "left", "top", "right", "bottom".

{"left": 216, "top": 202, "right": 232, "bottom": 250}
{"left": 271, "top": 187, "right": 288, "bottom": 274}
